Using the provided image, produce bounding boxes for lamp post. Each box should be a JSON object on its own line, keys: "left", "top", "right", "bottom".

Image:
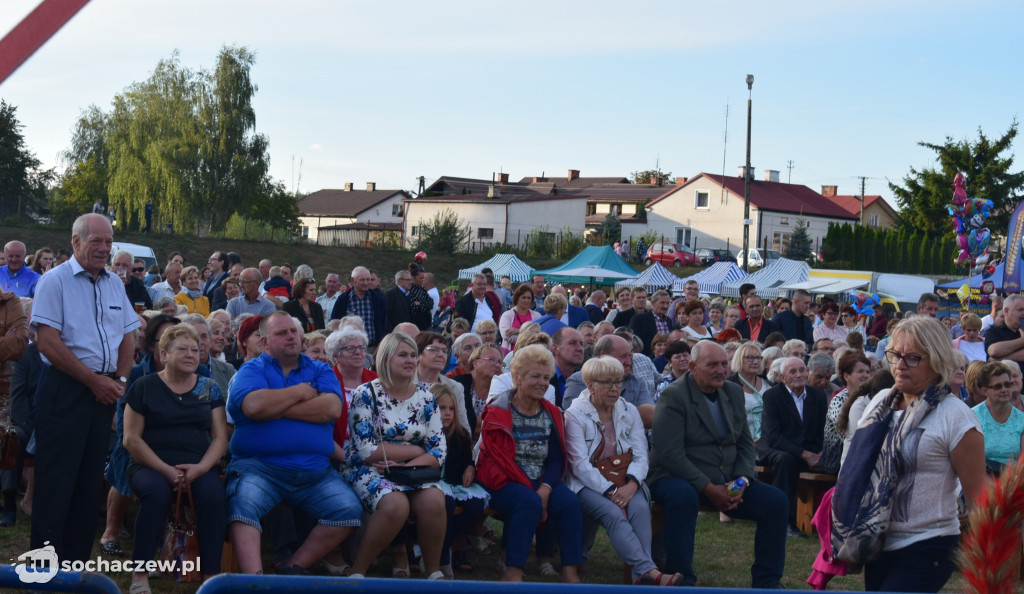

{"left": 742, "top": 74, "right": 754, "bottom": 272}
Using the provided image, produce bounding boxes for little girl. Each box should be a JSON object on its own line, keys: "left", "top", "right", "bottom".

{"left": 431, "top": 383, "right": 489, "bottom": 575}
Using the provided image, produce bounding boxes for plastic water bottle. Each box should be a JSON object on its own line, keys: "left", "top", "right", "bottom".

{"left": 725, "top": 476, "right": 748, "bottom": 497}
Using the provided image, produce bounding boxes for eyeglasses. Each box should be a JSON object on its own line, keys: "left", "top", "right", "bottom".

{"left": 884, "top": 350, "right": 925, "bottom": 368}
{"left": 592, "top": 379, "right": 624, "bottom": 388}
{"left": 986, "top": 381, "right": 1013, "bottom": 391}
{"left": 743, "top": 355, "right": 763, "bottom": 362}
{"left": 133, "top": 267, "right": 145, "bottom": 273}
{"left": 477, "top": 356, "right": 501, "bottom": 365}
{"left": 424, "top": 346, "right": 448, "bottom": 356}
{"left": 340, "top": 345, "right": 368, "bottom": 354}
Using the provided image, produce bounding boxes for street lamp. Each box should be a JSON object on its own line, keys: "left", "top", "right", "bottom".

{"left": 742, "top": 74, "right": 754, "bottom": 272}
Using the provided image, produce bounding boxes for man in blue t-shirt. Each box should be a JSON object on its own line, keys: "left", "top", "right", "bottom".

{"left": 226, "top": 311, "right": 361, "bottom": 574}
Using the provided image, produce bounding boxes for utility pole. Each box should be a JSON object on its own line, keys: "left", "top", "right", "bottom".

{"left": 743, "top": 74, "right": 754, "bottom": 272}
{"left": 857, "top": 176, "right": 867, "bottom": 226}
{"left": 787, "top": 160, "right": 795, "bottom": 183}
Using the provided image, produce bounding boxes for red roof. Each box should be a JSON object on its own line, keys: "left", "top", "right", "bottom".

{"left": 648, "top": 173, "right": 858, "bottom": 219}
{"left": 822, "top": 194, "right": 888, "bottom": 217}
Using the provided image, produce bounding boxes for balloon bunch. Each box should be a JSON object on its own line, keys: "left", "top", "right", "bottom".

{"left": 948, "top": 172, "right": 995, "bottom": 277}
{"left": 849, "top": 290, "right": 880, "bottom": 315}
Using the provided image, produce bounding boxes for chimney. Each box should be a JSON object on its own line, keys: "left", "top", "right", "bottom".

{"left": 487, "top": 184, "right": 501, "bottom": 199}
{"left": 532, "top": 176, "right": 548, "bottom": 183}
{"left": 344, "top": 182, "right": 353, "bottom": 191}
{"left": 821, "top": 185, "right": 838, "bottom": 197}
{"left": 737, "top": 165, "right": 755, "bottom": 180}
{"left": 496, "top": 172, "right": 509, "bottom": 184}
{"left": 366, "top": 182, "right": 376, "bottom": 192}
{"left": 764, "top": 169, "right": 780, "bottom": 183}
{"left": 650, "top": 176, "right": 663, "bottom": 187}
{"left": 568, "top": 169, "right": 580, "bottom": 181}
{"left": 676, "top": 177, "right": 688, "bottom": 186}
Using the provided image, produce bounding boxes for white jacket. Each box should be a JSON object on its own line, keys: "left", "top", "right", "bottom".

{"left": 563, "top": 393, "right": 649, "bottom": 495}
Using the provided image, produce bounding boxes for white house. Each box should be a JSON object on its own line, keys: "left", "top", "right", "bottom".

{"left": 297, "top": 183, "right": 412, "bottom": 244}
{"left": 640, "top": 168, "right": 859, "bottom": 254}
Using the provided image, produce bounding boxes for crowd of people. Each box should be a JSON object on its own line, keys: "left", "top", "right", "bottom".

{"left": 0, "top": 217, "right": 1013, "bottom": 591}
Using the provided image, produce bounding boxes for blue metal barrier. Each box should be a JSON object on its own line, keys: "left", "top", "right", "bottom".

{"left": 0, "top": 565, "right": 121, "bottom": 593}
{"left": 197, "top": 574, "right": 877, "bottom": 593}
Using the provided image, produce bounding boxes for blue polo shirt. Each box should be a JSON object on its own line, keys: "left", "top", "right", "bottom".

{"left": 0, "top": 265, "right": 40, "bottom": 298}
{"left": 227, "top": 352, "right": 342, "bottom": 471}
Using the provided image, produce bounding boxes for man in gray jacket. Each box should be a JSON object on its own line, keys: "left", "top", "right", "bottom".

{"left": 648, "top": 341, "right": 788, "bottom": 588}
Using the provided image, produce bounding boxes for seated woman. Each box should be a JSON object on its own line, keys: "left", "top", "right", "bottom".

{"left": 499, "top": 284, "right": 541, "bottom": 339}
{"left": 535, "top": 294, "right": 569, "bottom": 336}
{"left": 476, "top": 344, "right": 582, "bottom": 583}
{"left": 835, "top": 369, "right": 895, "bottom": 469}
{"left": 446, "top": 333, "right": 482, "bottom": 378}
{"left": 953, "top": 313, "right": 986, "bottom": 363}
{"left": 415, "top": 332, "right": 470, "bottom": 433}
{"left": 431, "top": 383, "right": 489, "bottom": 576}
{"left": 174, "top": 266, "right": 211, "bottom": 316}
{"left": 228, "top": 315, "right": 264, "bottom": 371}
{"left": 283, "top": 278, "right": 325, "bottom": 332}
{"left": 564, "top": 356, "right": 681, "bottom": 586}
{"left": 819, "top": 351, "right": 871, "bottom": 474}
{"left": 452, "top": 343, "right": 503, "bottom": 438}
{"left": 304, "top": 331, "right": 329, "bottom": 363}
{"left": 726, "top": 342, "right": 766, "bottom": 446}
{"left": 679, "top": 300, "right": 713, "bottom": 340}
{"left": 972, "top": 361, "right": 1024, "bottom": 475}
{"left": 122, "top": 324, "right": 228, "bottom": 592}
{"left": 998, "top": 360, "right": 1024, "bottom": 411}
{"left": 344, "top": 332, "right": 447, "bottom": 580}
{"left": 655, "top": 341, "right": 691, "bottom": 403}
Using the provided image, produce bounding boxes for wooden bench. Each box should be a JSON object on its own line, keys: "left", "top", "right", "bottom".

{"left": 796, "top": 472, "right": 837, "bottom": 535}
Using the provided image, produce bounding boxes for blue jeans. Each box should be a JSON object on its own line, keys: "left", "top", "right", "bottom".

{"left": 650, "top": 477, "right": 787, "bottom": 588}
{"left": 487, "top": 481, "right": 583, "bottom": 569}
{"left": 864, "top": 535, "right": 959, "bottom": 592}
{"left": 226, "top": 457, "right": 361, "bottom": 531}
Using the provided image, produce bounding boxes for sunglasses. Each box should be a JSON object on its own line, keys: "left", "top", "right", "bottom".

{"left": 133, "top": 267, "right": 145, "bottom": 272}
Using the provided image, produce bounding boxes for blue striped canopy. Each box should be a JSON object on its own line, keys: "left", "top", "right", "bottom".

{"left": 720, "top": 258, "right": 809, "bottom": 299}
{"left": 673, "top": 262, "right": 747, "bottom": 296}
{"left": 458, "top": 254, "right": 535, "bottom": 283}
{"left": 615, "top": 262, "right": 680, "bottom": 292}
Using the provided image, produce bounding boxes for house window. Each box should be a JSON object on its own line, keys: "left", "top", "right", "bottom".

{"left": 392, "top": 203, "right": 403, "bottom": 216}
{"left": 300, "top": 226, "right": 309, "bottom": 238}
{"left": 478, "top": 228, "right": 494, "bottom": 239}
{"left": 695, "top": 190, "right": 709, "bottom": 209}
{"left": 675, "top": 227, "right": 692, "bottom": 247}
{"left": 780, "top": 217, "right": 789, "bottom": 225}
{"left": 773, "top": 232, "right": 791, "bottom": 252}
{"left": 868, "top": 213, "right": 880, "bottom": 227}
{"left": 410, "top": 226, "right": 419, "bottom": 236}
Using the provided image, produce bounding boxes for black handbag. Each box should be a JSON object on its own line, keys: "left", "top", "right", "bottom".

{"left": 370, "top": 382, "right": 441, "bottom": 486}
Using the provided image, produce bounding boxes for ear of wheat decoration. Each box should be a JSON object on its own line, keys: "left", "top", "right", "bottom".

{"left": 960, "top": 457, "right": 1024, "bottom": 594}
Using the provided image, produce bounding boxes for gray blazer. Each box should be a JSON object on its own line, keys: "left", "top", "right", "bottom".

{"left": 647, "top": 371, "right": 756, "bottom": 493}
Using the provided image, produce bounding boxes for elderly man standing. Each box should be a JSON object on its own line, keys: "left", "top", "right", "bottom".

{"left": 227, "top": 311, "right": 361, "bottom": 573}
{"left": 0, "top": 241, "right": 40, "bottom": 298}
{"left": 630, "top": 290, "right": 676, "bottom": 358}
{"left": 316, "top": 273, "right": 342, "bottom": 319}
{"left": 30, "top": 214, "right": 141, "bottom": 562}
{"left": 985, "top": 294, "right": 1024, "bottom": 377}
{"left": 384, "top": 270, "right": 414, "bottom": 334}
{"left": 584, "top": 290, "right": 607, "bottom": 324}
{"left": 563, "top": 335, "right": 655, "bottom": 428}
{"left": 227, "top": 268, "right": 277, "bottom": 319}
{"left": 330, "top": 266, "right": 386, "bottom": 347}
{"left": 757, "top": 356, "right": 826, "bottom": 537}
{"left": 149, "top": 261, "right": 184, "bottom": 302}
{"left": 648, "top": 341, "right": 787, "bottom": 587}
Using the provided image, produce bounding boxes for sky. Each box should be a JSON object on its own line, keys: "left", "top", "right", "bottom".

{"left": 1, "top": 0, "right": 1022, "bottom": 207}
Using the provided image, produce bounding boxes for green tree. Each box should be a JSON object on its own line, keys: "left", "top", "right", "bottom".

{"left": 785, "top": 218, "right": 812, "bottom": 261}
{"left": 631, "top": 169, "right": 673, "bottom": 185}
{"left": 50, "top": 156, "right": 107, "bottom": 226}
{"left": 415, "top": 209, "right": 471, "bottom": 254}
{"left": 0, "top": 100, "right": 54, "bottom": 221}
{"left": 890, "top": 122, "right": 1024, "bottom": 235}
{"left": 596, "top": 213, "right": 622, "bottom": 246}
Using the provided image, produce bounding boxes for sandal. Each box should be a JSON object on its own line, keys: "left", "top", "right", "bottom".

{"left": 719, "top": 512, "right": 735, "bottom": 524}
{"left": 128, "top": 583, "right": 152, "bottom": 594}
{"left": 635, "top": 571, "right": 683, "bottom": 586}
{"left": 322, "top": 558, "right": 351, "bottom": 576}
{"left": 392, "top": 565, "right": 410, "bottom": 578}
{"left": 538, "top": 561, "right": 558, "bottom": 577}
{"left": 427, "top": 570, "right": 447, "bottom": 580}
{"left": 100, "top": 540, "right": 126, "bottom": 557}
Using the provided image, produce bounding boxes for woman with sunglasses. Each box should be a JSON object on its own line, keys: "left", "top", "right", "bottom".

{"left": 972, "top": 361, "right": 1024, "bottom": 475}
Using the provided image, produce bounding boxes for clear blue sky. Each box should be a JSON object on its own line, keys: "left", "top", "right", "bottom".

{"left": 2, "top": 0, "right": 1021, "bottom": 207}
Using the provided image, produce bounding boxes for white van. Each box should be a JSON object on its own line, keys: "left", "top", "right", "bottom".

{"left": 109, "top": 242, "right": 158, "bottom": 270}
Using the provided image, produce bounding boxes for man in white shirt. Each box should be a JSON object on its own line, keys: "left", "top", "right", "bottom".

{"left": 423, "top": 272, "right": 440, "bottom": 317}
{"left": 316, "top": 273, "right": 342, "bottom": 317}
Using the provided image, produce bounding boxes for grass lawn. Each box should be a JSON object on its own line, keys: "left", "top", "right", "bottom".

{"left": 0, "top": 504, "right": 970, "bottom": 592}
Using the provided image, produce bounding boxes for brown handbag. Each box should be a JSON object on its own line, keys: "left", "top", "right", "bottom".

{"left": 161, "top": 477, "right": 201, "bottom": 582}
{"left": 591, "top": 431, "right": 633, "bottom": 487}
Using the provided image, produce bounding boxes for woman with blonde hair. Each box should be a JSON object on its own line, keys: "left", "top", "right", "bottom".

{"left": 174, "top": 266, "right": 211, "bottom": 316}
{"left": 344, "top": 332, "right": 448, "bottom": 580}
{"left": 727, "top": 342, "right": 766, "bottom": 444}
{"left": 953, "top": 313, "right": 986, "bottom": 363}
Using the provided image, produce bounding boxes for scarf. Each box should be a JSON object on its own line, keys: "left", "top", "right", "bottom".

{"left": 830, "top": 382, "right": 945, "bottom": 567}
{"left": 186, "top": 288, "right": 202, "bottom": 299}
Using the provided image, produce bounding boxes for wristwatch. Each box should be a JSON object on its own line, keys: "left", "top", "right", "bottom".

{"left": 117, "top": 376, "right": 128, "bottom": 384}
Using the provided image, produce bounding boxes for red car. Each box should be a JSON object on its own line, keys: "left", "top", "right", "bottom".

{"left": 644, "top": 242, "right": 699, "bottom": 267}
